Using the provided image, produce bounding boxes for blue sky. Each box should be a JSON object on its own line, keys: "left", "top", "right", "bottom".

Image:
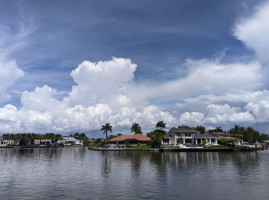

{"left": 1, "top": 0, "right": 269, "bottom": 136}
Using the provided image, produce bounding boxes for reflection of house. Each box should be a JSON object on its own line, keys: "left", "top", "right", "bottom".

{"left": 0, "top": 138, "right": 19, "bottom": 146}
{"left": 57, "top": 137, "right": 83, "bottom": 145}
{"left": 162, "top": 128, "right": 218, "bottom": 145}
{"left": 108, "top": 134, "right": 151, "bottom": 145}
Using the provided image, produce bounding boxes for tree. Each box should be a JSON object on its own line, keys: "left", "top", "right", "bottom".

{"left": 130, "top": 122, "right": 142, "bottom": 134}
{"left": 208, "top": 126, "right": 223, "bottom": 133}
{"left": 147, "top": 130, "right": 166, "bottom": 148}
{"left": 74, "top": 133, "right": 80, "bottom": 139}
{"left": 156, "top": 121, "right": 166, "bottom": 130}
{"left": 178, "top": 125, "right": 192, "bottom": 129}
{"left": 228, "top": 125, "right": 244, "bottom": 138}
{"left": 100, "top": 123, "right": 112, "bottom": 140}
{"left": 195, "top": 126, "right": 206, "bottom": 133}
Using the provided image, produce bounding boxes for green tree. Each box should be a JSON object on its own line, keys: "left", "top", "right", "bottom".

{"left": 74, "top": 133, "right": 80, "bottom": 139}
{"left": 156, "top": 121, "right": 166, "bottom": 130}
{"left": 208, "top": 126, "right": 223, "bottom": 133}
{"left": 228, "top": 125, "right": 245, "bottom": 138}
{"left": 178, "top": 125, "right": 192, "bottom": 129}
{"left": 130, "top": 122, "right": 142, "bottom": 134}
{"left": 100, "top": 123, "right": 113, "bottom": 140}
{"left": 195, "top": 126, "right": 206, "bottom": 133}
{"left": 147, "top": 130, "right": 166, "bottom": 148}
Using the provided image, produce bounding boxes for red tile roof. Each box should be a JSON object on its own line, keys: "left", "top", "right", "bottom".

{"left": 108, "top": 134, "right": 151, "bottom": 142}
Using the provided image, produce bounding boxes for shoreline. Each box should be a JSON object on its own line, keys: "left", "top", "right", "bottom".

{"left": 89, "top": 146, "right": 265, "bottom": 152}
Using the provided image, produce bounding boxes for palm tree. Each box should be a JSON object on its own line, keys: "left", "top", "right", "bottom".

{"left": 101, "top": 123, "right": 113, "bottom": 140}
{"left": 156, "top": 121, "right": 166, "bottom": 130}
{"left": 131, "top": 122, "right": 142, "bottom": 134}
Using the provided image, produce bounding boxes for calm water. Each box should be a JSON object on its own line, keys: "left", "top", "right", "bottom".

{"left": 0, "top": 148, "right": 269, "bottom": 200}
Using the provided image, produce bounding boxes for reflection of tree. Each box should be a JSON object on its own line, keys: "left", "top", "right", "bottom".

{"left": 101, "top": 152, "right": 111, "bottom": 179}
{"left": 230, "top": 152, "right": 260, "bottom": 174}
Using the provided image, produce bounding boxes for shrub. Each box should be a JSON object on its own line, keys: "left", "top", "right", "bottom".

{"left": 177, "top": 137, "right": 183, "bottom": 144}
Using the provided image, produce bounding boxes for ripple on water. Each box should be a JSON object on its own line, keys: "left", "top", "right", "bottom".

{"left": 0, "top": 148, "right": 269, "bottom": 199}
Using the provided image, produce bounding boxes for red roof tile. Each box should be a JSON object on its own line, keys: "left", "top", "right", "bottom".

{"left": 108, "top": 134, "right": 151, "bottom": 142}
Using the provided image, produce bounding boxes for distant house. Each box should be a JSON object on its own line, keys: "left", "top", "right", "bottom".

{"left": 57, "top": 137, "right": 83, "bottom": 145}
{"left": 108, "top": 134, "right": 151, "bottom": 146}
{"left": 162, "top": 128, "right": 218, "bottom": 145}
{"left": 34, "top": 139, "right": 53, "bottom": 145}
{"left": 0, "top": 137, "right": 19, "bottom": 146}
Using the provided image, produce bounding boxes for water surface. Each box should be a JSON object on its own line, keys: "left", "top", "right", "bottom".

{"left": 0, "top": 148, "right": 268, "bottom": 199}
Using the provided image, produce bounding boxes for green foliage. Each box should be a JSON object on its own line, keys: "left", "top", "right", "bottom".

{"left": 96, "top": 138, "right": 102, "bottom": 143}
{"left": 208, "top": 127, "right": 223, "bottom": 133}
{"left": 2, "top": 133, "right": 63, "bottom": 146}
{"left": 124, "top": 141, "right": 129, "bottom": 146}
{"left": 177, "top": 137, "right": 183, "bottom": 144}
{"left": 202, "top": 140, "right": 207, "bottom": 145}
{"left": 228, "top": 125, "right": 269, "bottom": 144}
{"left": 83, "top": 139, "right": 90, "bottom": 146}
{"left": 147, "top": 129, "right": 166, "bottom": 148}
{"left": 100, "top": 140, "right": 108, "bottom": 147}
{"left": 130, "top": 122, "right": 143, "bottom": 134}
{"left": 100, "top": 123, "right": 113, "bottom": 140}
{"left": 218, "top": 138, "right": 235, "bottom": 147}
{"left": 195, "top": 126, "right": 206, "bottom": 133}
{"left": 108, "top": 135, "right": 116, "bottom": 140}
{"left": 178, "top": 125, "right": 192, "bottom": 129}
{"left": 156, "top": 121, "right": 166, "bottom": 130}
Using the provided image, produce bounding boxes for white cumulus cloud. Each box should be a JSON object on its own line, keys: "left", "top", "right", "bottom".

{"left": 234, "top": 1, "right": 269, "bottom": 63}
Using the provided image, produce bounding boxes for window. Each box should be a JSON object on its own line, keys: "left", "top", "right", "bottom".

{"left": 185, "top": 139, "right": 192, "bottom": 144}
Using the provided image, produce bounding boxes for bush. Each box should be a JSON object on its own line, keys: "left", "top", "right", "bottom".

{"left": 100, "top": 140, "right": 108, "bottom": 147}
{"left": 177, "top": 137, "right": 183, "bottom": 144}
{"left": 124, "top": 141, "right": 129, "bottom": 146}
{"left": 218, "top": 138, "right": 235, "bottom": 147}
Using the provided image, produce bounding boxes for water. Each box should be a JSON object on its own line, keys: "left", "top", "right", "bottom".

{"left": 0, "top": 148, "right": 268, "bottom": 200}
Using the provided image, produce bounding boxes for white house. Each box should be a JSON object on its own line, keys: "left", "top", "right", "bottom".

{"left": 0, "top": 138, "right": 19, "bottom": 146}
{"left": 162, "top": 128, "right": 218, "bottom": 146}
{"left": 57, "top": 137, "right": 83, "bottom": 145}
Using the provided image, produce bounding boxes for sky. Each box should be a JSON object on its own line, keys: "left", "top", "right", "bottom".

{"left": 1, "top": 0, "right": 269, "bottom": 136}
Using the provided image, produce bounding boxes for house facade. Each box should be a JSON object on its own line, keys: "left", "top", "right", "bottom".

{"left": 57, "top": 137, "right": 83, "bottom": 145}
{"left": 0, "top": 138, "right": 19, "bottom": 146}
{"left": 162, "top": 128, "right": 218, "bottom": 146}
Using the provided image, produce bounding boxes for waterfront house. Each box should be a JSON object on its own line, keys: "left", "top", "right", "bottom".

{"left": 57, "top": 137, "right": 83, "bottom": 145}
{"left": 34, "top": 139, "right": 54, "bottom": 146}
{"left": 162, "top": 128, "right": 200, "bottom": 145}
{"left": 162, "top": 128, "right": 218, "bottom": 146}
{"left": 0, "top": 137, "right": 19, "bottom": 146}
{"left": 108, "top": 134, "right": 151, "bottom": 146}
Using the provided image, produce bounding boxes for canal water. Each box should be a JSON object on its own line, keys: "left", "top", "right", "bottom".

{"left": 0, "top": 147, "right": 268, "bottom": 200}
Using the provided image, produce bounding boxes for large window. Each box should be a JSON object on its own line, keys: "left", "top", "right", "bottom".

{"left": 176, "top": 132, "right": 182, "bottom": 136}
{"left": 185, "top": 139, "right": 192, "bottom": 144}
